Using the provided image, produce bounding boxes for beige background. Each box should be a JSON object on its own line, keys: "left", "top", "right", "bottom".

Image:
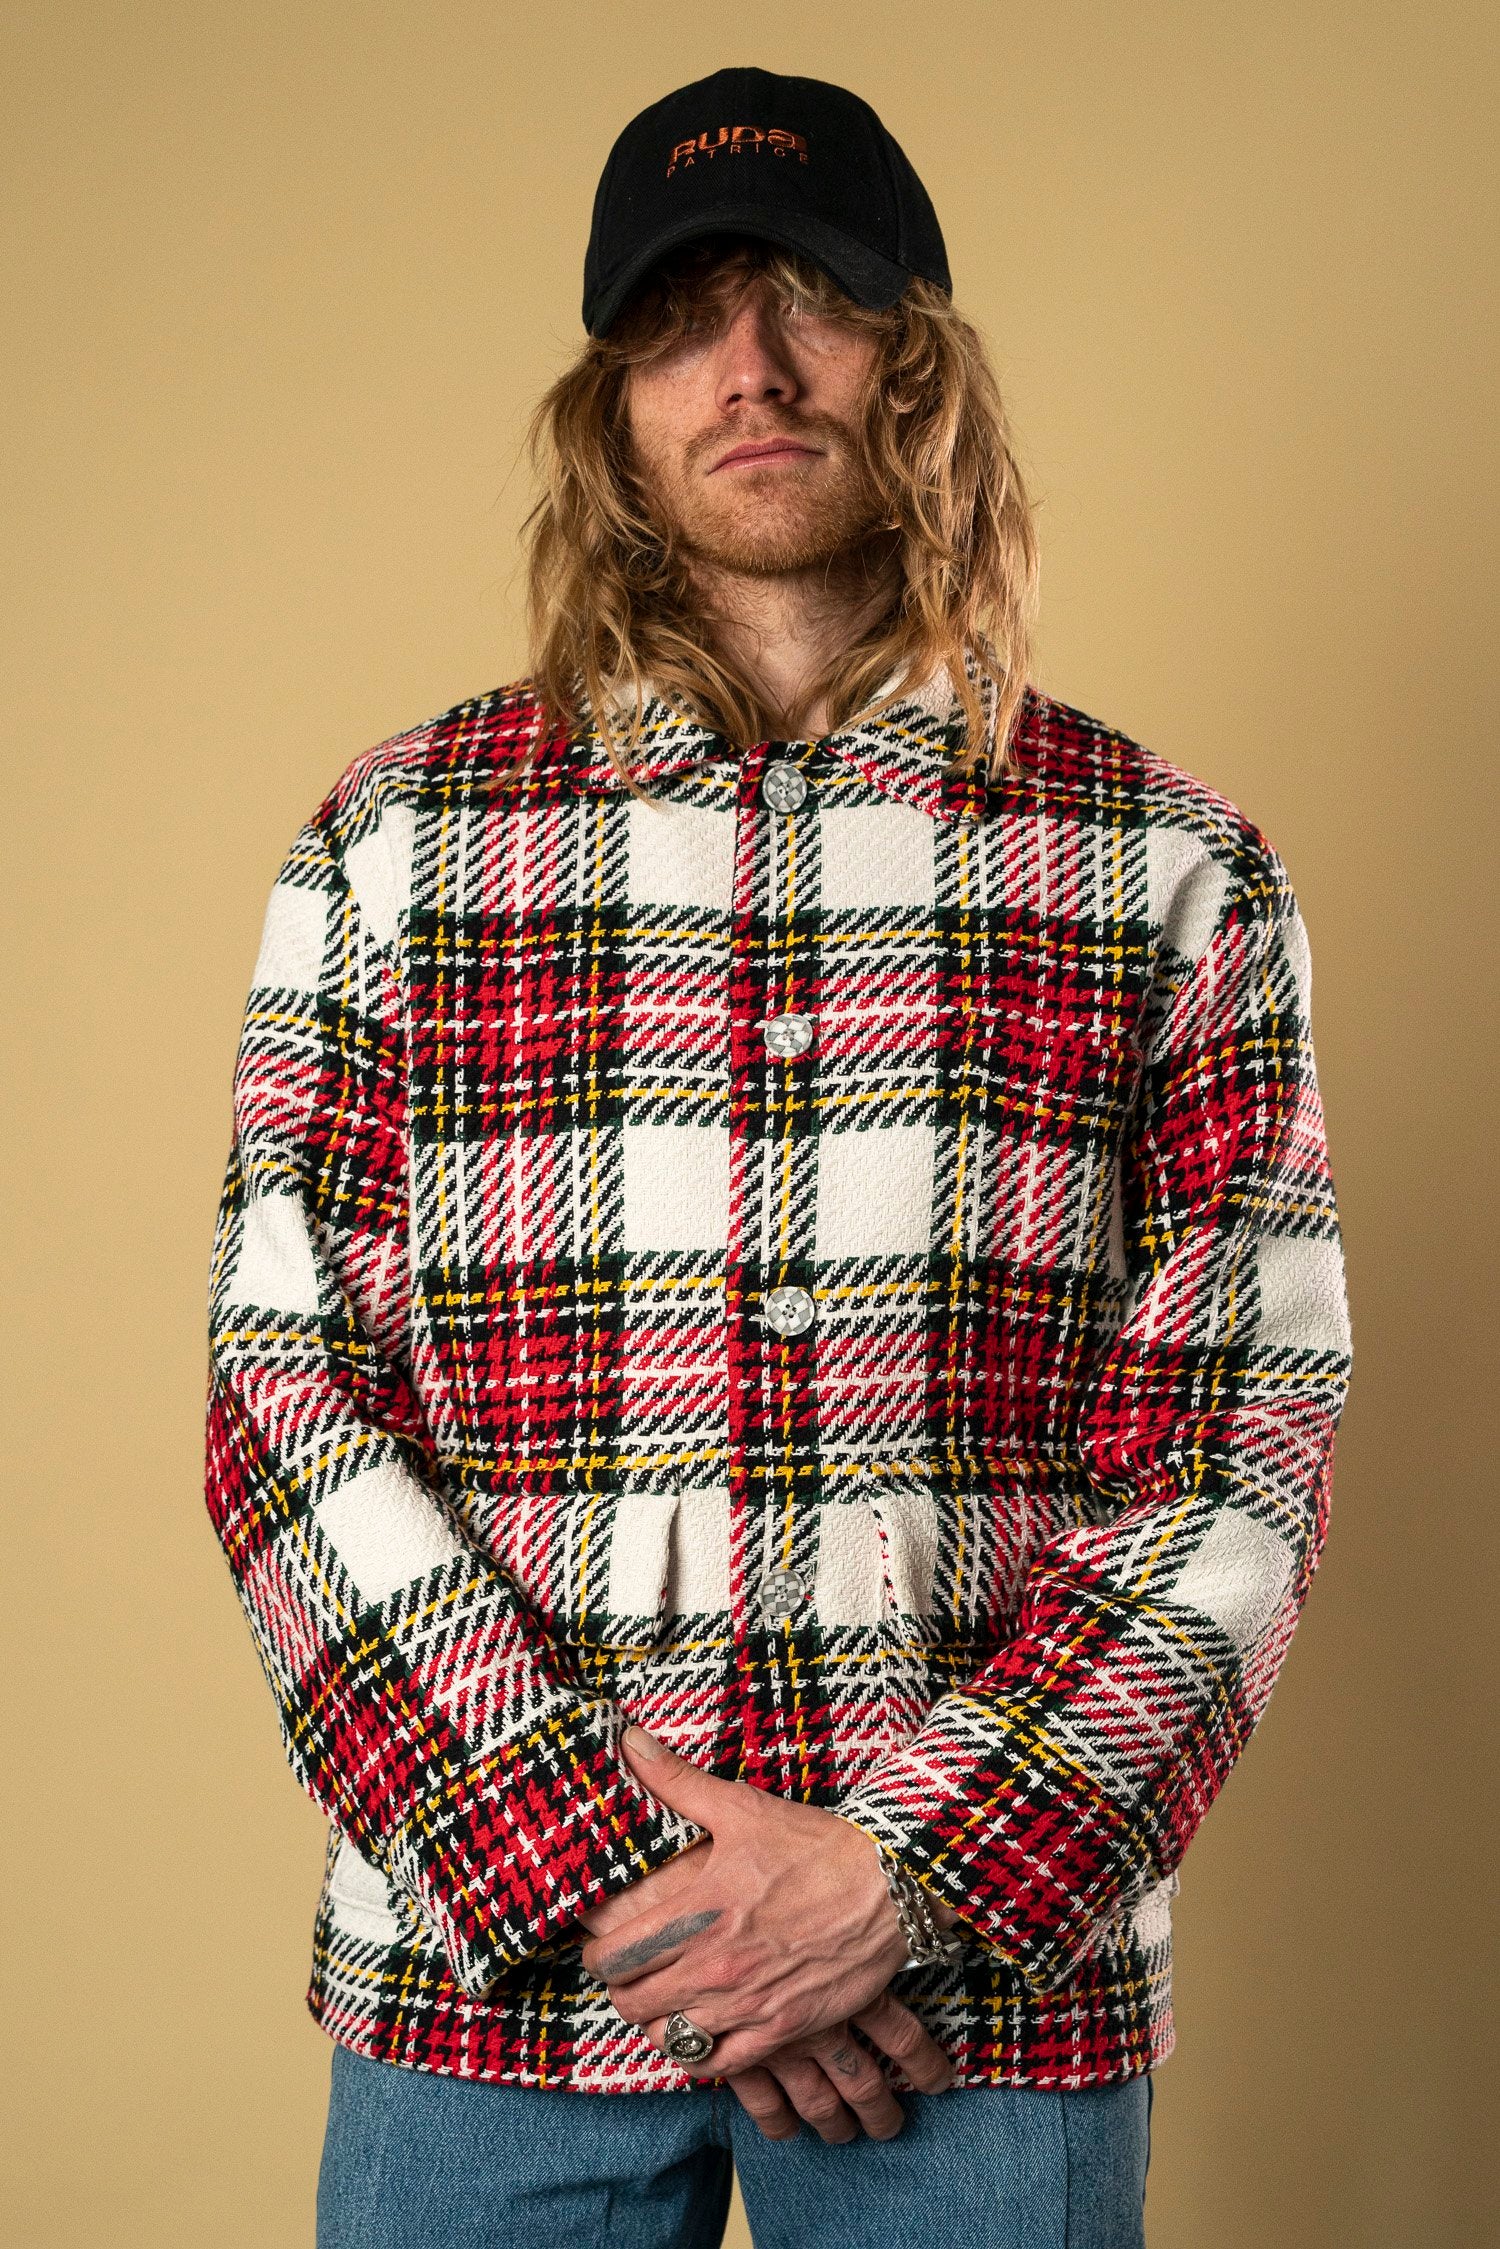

{"left": 5, "top": 3, "right": 1495, "bottom": 2243}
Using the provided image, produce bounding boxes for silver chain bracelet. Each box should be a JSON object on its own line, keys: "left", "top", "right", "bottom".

{"left": 874, "top": 1842, "right": 965, "bottom": 1968}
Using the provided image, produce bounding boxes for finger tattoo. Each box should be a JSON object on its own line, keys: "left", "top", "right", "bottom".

{"left": 825, "top": 2043, "right": 864, "bottom": 2079}
{"left": 593, "top": 1910, "right": 721, "bottom": 1981}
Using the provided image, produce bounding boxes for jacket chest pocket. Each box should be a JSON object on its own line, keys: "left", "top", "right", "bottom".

{"left": 944, "top": 988, "right": 1141, "bottom": 1127}
{"left": 946, "top": 1003, "right": 1142, "bottom": 1276}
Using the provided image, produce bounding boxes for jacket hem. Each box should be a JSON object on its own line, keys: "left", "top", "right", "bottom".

{"left": 305, "top": 1981, "right": 1174, "bottom": 2095}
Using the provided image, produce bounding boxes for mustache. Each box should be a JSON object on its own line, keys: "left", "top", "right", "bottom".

{"left": 684, "top": 410, "right": 859, "bottom": 471}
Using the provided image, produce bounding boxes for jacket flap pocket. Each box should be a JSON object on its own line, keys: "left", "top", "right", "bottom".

{"left": 593, "top": 1486, "right": 679, "bottom": 1648}
{"left": 863, "top": 1478, "right": 940, "bottom": 1631}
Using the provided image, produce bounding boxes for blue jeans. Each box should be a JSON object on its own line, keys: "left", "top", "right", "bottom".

{"left": 317, "top": 2043, "right": 1154, "bottom": 2249}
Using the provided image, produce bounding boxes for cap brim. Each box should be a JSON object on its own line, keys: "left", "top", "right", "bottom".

{"left": 584, "top": 202, "right": 917, "bottom": 336}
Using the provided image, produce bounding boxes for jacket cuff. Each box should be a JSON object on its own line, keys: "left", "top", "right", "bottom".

{"left": 382, "top": 1708, "right": 709, "bottom": 1998}
{"left": 834, "top": 1690, "right": 1158, "bottom": 1994}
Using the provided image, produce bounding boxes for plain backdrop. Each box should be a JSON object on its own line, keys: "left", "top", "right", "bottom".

{"left": 5, "top": 3, "right": 1496, "bottom": 2244}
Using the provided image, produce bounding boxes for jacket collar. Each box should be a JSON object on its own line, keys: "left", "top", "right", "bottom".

{"left": 562, "top": 663, "right": 997, "bottom": 826}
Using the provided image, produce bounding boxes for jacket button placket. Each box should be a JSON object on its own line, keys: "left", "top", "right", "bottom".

{"left": 726, "top": 744, "right": 825, "bottom": 1791}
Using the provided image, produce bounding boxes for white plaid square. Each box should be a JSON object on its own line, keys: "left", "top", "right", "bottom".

{"left": 622, "top": 1124, "right": 732, "bottom": 1251}
{"left": 314, "top": 1460, "right": 466, "bottom": 1608}
{"left": 251, "top": 878, "right": 329, "bottom": 989}
{"left": 229, "top": 1192, "right": 322, "bottom": 1312}
{"left": 628, "top": 800, "right": 736, "bottom": 909}
{"left": 819, "top": 801, "right": 934, "bottom": 909}
{"left": 815, "top": 1126, "right": 935, "bottom": 1259}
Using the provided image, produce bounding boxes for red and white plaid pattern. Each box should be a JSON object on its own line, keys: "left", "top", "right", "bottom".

{"left": 204, "top": 672, "right": 1350, "bottom": 2090}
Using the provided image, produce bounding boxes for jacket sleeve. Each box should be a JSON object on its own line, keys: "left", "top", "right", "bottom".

{"left": 835, "top": 832, "right": 1352, "bottom": 1992}
{"left": 204, "top": 809, "right": 705, "bottom": 1998}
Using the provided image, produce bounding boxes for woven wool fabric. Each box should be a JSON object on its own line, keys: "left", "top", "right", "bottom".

{"left": 204, "top": 673, "right": 1351, "bottom": 2092}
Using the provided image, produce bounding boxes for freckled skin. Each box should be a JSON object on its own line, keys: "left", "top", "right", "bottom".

{"left": 624, "top": 274, "right": 883, "bottom": 581}
{"left": 621, "top": 260, "right": 894, "bottom": 737}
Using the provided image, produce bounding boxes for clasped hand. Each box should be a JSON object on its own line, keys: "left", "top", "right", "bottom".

{"left": 577, "top": 1727, "right": 957, "bottom": 2143}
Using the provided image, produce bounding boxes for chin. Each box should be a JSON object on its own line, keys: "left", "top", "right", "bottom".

{"left": 695, "top": 537, "right": 847, "bottom": 575}
{"left": 689, "top": 498, "right": 879, "bottom": 576}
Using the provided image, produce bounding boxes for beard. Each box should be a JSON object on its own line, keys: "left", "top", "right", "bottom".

{"left": 632, "top": 413, "right": 888, "bottom": 578}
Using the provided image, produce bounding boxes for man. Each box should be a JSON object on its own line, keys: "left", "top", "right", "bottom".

{"left": 205, "top": 65, "right": 1352, "bottom": 2249}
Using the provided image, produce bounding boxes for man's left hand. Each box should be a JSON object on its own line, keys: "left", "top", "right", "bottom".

{"left": 580, "top": 1727, "right": 945, "bottom": 2079}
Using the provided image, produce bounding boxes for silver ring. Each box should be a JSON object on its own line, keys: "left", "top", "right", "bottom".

{"left": 663, "top": 2010, "right": 715, "bottom": 2065}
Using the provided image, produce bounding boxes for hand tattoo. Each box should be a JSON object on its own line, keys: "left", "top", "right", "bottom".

{"left": 593, "top": 1909, "right": 722, "bottom": 1981}
{"left": 825, "top": 2043, "right": 863, "bottom": 2078}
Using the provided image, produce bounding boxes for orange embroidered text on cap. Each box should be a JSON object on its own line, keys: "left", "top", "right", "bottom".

{"left": 666, "top": 127, "right": 809, "bottom": 179}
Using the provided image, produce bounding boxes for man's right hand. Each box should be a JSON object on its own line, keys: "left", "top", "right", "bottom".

{"left": 577, "top": 1845, "right": 954, "bottom": 2142}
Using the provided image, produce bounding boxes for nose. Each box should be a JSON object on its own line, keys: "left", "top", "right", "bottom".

{"left": 713, "top": 294, "right": 800, "bottom": 413}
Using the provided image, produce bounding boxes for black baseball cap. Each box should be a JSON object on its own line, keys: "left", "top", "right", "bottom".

{"left": 582, "top": 67, "right": 951, "bottom": 338}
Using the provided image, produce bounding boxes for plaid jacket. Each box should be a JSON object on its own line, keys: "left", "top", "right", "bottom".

{"left": 204, "top": 671, "right": 1351, "bottom": 2092}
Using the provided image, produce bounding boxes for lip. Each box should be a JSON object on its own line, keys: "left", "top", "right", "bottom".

{"left": 709, "top": 439, "right": 822, "bottom": 473}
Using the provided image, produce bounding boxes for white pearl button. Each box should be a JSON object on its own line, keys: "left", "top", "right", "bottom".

{"left": 763, "top": 1013, "right": 814, "bottom": 1059}
{"left": 762, "top": 1285, "right": 816, "bottom": 1337}
{"left": 761, "top": 763, "right": 809, "bottom": 813}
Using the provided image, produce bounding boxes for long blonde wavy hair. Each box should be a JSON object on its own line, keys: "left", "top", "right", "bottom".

{"left": 522, "top": 238, "right": 1039, "bottom": 779}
